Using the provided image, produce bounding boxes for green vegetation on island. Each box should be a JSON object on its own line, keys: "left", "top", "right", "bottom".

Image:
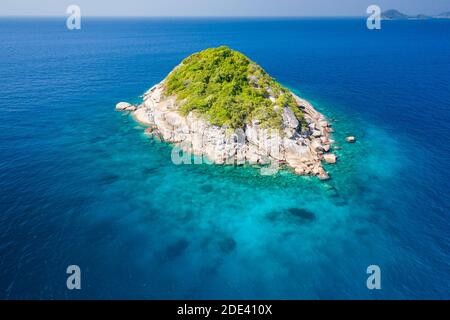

{"left": 165, "top": 46, "right": 304, "bottom": 129}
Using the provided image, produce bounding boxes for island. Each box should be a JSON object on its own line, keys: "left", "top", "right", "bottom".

{"left": 116, "top": 46, "right": 336, "bottom": 179}
{"left": 381, "top": 9, "right": 450, "bottom": 20}
{"left": 434, "top": 12, "right": 450, "bottom": 19}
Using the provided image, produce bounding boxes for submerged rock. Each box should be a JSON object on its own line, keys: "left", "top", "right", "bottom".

{"left": 200, "top": 184, "right": 214, "bottom": 193}
{"left": 287, "top": 208, "right": 316, "bottom": 221}
{"left": 266, "top": 207, "right": 316, "bottom": 224}
{"left": 218, "top": 237, "right": 237, "bottom": 253}
{"left": 165, "top": 239, "right": 189, "bottom": 259}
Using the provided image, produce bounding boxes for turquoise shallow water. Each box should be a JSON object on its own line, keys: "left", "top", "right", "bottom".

{"left": 0, "top": 18, "right": 449, "bottom": 299}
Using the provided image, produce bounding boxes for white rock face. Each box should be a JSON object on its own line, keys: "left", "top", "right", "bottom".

{"left": 119, "top": 82, "right": 335, "bottom": 179}
{"left": 323, "top": 153, "right": 337, "bottom": 164}
{"left": 115, "top": 102, "right": 132, "bottom": 111}
{"left": 282, "top": 107, "right": 299, "bottom": 129}
{"left": 116, "top": 102, "right": 137, "bottom": 111}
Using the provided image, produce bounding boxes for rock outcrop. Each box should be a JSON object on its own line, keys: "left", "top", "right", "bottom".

{"left": 323, "top": 153, "right": 337, "bottom": 164}
{"left": 122, "top": 82, "right": 335, "bottom": 179}
{"left": 117, "top": 47, "right": 337, "bottom": 179}
{"left": 116, "top": 102, "right": 136, "bottom": 111}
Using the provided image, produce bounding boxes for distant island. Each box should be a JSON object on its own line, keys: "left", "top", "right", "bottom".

{"left": 381, "top": 9, "right": 450, "bottom": 20}
{"left": 116, "top": 46, "right": 339, "bottom": 179}
{"left": 435, "top": 12, "right": 450, "bottom": 19}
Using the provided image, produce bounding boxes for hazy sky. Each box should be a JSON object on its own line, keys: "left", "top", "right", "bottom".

{"left": 1, "top": 0, "right": 449, "bottom": 17}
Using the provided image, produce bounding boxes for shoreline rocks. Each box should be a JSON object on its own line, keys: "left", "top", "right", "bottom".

{"left": 118, "top": 82, "right": 337, "bottom": 180}
{"left": 115, "top": 102, "right": 137, "bottom": 111}
{"left": 323, "top": 153, "right": 337, "bottom": 164}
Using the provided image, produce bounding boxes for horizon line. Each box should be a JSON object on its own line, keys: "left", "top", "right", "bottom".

{"left": 0, "top": 15, "right": 367, "bottom": 18}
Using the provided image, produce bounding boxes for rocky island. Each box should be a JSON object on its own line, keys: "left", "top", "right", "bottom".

{"left": 381, "top": 9, "right": 450, "bottom": 20}
{"left": 117, "top": 46, "right": 336, "bottom": 179}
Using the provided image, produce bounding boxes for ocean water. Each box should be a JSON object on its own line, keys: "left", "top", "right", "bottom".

{"left": 0, "top": 17, "right": 449, "bottom": 299}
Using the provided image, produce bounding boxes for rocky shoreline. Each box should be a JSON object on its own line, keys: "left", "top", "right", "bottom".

{"left": 117, "top": 82, "right": 337, "bottom": 180}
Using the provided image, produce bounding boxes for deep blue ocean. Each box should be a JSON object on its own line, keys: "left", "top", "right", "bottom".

{"left": 0, "top": 17, "right": 449, "bottom": 299}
